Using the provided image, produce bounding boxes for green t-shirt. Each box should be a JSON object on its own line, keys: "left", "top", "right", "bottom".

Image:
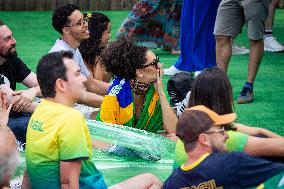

{"left": 25, "top": 100, "right": 107, "bottom": 189}
{"left": 173, "top": 130, "right": 249, "bottom": 169}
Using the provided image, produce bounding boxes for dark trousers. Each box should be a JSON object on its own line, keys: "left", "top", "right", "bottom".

{"left": 8, "top": 113, "right": 31, "bottom": 143}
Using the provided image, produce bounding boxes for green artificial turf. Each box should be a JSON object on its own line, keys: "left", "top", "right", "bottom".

{"left": 0, "top": 10, "right": 283, "bottom": 136}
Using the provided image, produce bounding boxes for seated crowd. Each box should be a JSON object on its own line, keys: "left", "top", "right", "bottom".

{"left": 0, "top": 3, "right": 284, "bottom": 189}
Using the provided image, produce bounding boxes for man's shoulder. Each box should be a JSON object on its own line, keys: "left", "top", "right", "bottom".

{"left": 36, "top": 100, "right": 84, "bottom": 120}
{"left": 210, "top": 151, "right": 243, "bottom": 159}
{"left": 162, "top": 168, "right": 193, "bottom": 189}
{"left": 49, "top": 39, "right": 73, "bottom": 53}
{"left": 5, "top": 56, "right": 24, "bottom": 65}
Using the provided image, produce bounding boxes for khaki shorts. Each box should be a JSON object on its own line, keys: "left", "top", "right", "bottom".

{"left": 214, "top": 0, "right": 270, "bottom": 40}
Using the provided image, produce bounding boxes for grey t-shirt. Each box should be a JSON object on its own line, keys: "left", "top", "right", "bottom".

{"left": 49, "top": 39, "right": 90, "bottom": 77}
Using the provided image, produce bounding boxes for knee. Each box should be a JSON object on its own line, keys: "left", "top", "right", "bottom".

{"left": 215, "top": 35, "right": 231, "bottom": 45}
{"left": 250, "top": 39, "right": 263, "bottom": 47}
{"left": 142, "top": 173, "right": 162, "bottom": 185}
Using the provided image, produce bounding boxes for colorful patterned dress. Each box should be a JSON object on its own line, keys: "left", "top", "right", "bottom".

{"left": 117, "top": 0, "right": 182, "bottom": 50}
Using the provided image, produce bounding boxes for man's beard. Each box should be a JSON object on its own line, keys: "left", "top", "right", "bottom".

{"left": 211, "top": 143, "right": 227, "bottom": 153}
{"left": 1, "top": 45, "right": 17, "bottom": 59}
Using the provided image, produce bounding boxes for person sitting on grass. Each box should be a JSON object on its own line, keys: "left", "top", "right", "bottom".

{"left": 174, "top": 67, "right": 284, "bottom": 169}
{"left": 0, "top": 20, "right": 41, "bottom": 143}
{"left": 163, "top": 105, "right": 284, "bottom": 189}
{"left": 23, "top": 51, "right": 162, "bottom": 189}
{"left": 97, "top": 37, "right": 177, "bottom": 134}
{"left": 79, "top": 12, "right": 112, "bottom": 82}
{"left": 49, "top": 4, "right": 109, "bottom": 108}
{"left": 96, "top": 37, "right": 177, "bottom": 160}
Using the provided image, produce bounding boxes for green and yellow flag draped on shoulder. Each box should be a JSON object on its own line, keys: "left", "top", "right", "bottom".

{"left": 97, "top": 76, "right": 163, "bottom": 133}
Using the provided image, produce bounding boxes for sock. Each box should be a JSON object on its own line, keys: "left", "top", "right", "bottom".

{"left": 264, "top": 30, "right": 273, "bottom": 38}
{"left": 244, "top": 82, "right": 253, "bottom": 91}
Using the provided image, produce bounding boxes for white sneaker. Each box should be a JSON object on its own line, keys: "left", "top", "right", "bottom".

{"left": 164, "top": 66, "right": 186, "bottom": 76}
{"left": 194, "top": 71, "right": 202, "bottom": 77}
{"left": 232, "top": 45, "right": 250, "bottom": 55}
{"left": 264, "top": 36, "right": 284, "bottom": 52}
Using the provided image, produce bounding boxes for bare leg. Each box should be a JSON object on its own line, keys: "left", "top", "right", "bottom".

{"left": 92, "top": 139, "right": 111, "bottom": 149}
{"left": 247, "top": 39, "right": 264, "bottom": 83}
{"left": 265, "top": 0, "right": 280, "bottom": 31}
{"left": 215, "top": 35, "right": 232, "bottom": 72}
{"left": 109, "top": 173, "right": 162, "bottom": 189}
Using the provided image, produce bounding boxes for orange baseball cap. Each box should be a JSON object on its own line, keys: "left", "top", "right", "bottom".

{"left": 187, "top": 105, "right": 236, "bottom": 126}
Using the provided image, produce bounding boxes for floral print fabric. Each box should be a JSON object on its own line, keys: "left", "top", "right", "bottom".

{"left": 117, "top": 0, "right": 182, "bottom": 50}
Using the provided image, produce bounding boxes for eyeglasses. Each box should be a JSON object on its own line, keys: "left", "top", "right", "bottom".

{"left": 205, "top": 127, "right": 225, "bottom": 135}
{"left": 65, "top": 17, "right": 89, "bottom": 28}
{"left": 143, "top": 56, "right": 159, "bottom": 69}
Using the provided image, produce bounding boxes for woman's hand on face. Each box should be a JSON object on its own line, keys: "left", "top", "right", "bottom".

{"left": 158, "top": 63, "right": 164, "bottom": 77}
{"left": 154, "top": 71, "right": 164, "bottom": 95}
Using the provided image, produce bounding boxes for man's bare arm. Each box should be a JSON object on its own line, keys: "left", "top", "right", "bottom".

{"left": 78, "top": 91, "right": 104, "bottom": 108}
{"left": 22, "top": 72, "right": 38, "bottom": 88}
{"left": 60, "top": 160, "right": 82, "bottom": 189}
{"left": 85, "top": 76, "right": 109, "bottom": 96}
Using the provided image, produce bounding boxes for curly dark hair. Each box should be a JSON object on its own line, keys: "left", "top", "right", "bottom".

{"left": 79, "top": 12, "right": 110, "bottom": 66}
{"left": 100, "top": 37, "right": 148, "bottom": 80}
{"left": 52, "top": 4, "right": 80, "bottom": 34}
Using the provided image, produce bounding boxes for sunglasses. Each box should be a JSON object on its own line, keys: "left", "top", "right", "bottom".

{"left": 143, "top": 56, "right": 160, "bottom": 69}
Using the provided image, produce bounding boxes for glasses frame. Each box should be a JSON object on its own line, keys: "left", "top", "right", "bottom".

{"left": 205, "top": 127, "right": 225, "bottom": 135}
{"left": 65, "top": 17, "right": 89, "bottom": 28}
{"left": 143, "top": 56, "right": 160, "bottom": 69}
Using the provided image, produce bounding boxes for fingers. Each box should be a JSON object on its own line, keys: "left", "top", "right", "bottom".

{"left": 2, "top": 93, "right": 8, "bottom": 110}
{"left": 12, "top": 90, "right": 22, "bottom": 96}
{"left": 13, "top": 98, "right": 31, "bottom": 112}
{"left": 158, "top": 63, "right": 164, "bottom": 77}
{"left": 0, "top": 92, "right": 8, "bottom": 110}
{"left": 7, "top": 104, "right": 12, "bottom": 113}
{"left": 11, "top": 90, "right": 34, "bottom": 112}
{"left": 0, "top": 91, "right": 12, "bottom": 114}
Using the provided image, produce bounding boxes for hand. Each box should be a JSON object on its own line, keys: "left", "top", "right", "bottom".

{"left": 165, "top": 133, "right": 178, "bottom": 142}
{"left": 158, "top": 63, "right": 164, "bottom": 77}
{"left": 154, "top": 71, "right": 164, "bottom": 96}
{"left": 0, "top": 84, "right": 14, "bottom": 103}
{"left": 12, "top": 88, "right": 36, "bottom": 112}
{"left": 0, "top": 92, "right": 12, "bottom": 127}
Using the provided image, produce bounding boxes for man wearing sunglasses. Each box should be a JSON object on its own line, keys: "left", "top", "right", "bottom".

{"left": 163, "top": 105, "right": 284, "bottom": 189}
{"left": 49, "top": 4, "right": 109, "bottom": 108}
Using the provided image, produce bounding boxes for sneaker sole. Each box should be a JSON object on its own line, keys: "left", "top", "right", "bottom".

{"left": 264, "top": 48, "right": 284, "bottom": 53}
{"left": 164, "top": 70, "right": 188, "bottom": 76}
{"left": 237, "top": 98, "right": 253, "bottom": 104}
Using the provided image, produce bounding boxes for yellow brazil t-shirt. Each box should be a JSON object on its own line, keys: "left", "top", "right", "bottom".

{"left": 25, "top": 99, "right": 107, "bottom": 189}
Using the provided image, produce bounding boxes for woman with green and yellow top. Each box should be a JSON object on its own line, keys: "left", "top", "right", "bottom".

{"left": 96, "top": 37, "right": 177, "bottom": 159}
{"left": 174, "top": 67, "right": 284, "bottom": 168}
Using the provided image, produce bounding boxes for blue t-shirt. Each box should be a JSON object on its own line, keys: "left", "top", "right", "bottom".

{"left": 163, "top": 152, "right": 284, "bottom": 189}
